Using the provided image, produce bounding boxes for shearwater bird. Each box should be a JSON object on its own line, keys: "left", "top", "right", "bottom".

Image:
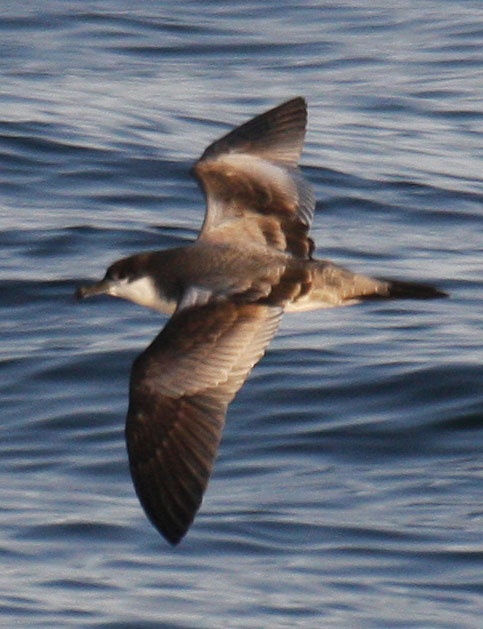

{"left": 76, "top": 98, "right": 446, "bottom": 545}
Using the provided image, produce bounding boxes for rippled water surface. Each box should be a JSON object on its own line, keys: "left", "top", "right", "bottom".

{"left": 1, "top": 2, "right": 482, "bottom": 627}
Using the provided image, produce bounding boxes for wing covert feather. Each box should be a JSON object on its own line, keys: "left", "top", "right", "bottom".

{"left": 193, "top": 98, "right": 315, "bottom": 258}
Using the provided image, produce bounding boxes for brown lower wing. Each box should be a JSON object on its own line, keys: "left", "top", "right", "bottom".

{"left": 126, "top": 385, "right": 227, "bottom": 545}
{"left": 125, "top": 301, "right": 282, "bottom": 545}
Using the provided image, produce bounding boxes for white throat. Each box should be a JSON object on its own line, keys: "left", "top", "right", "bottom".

{"left": 108, "top": 276, "right": 175, "bottom": 314}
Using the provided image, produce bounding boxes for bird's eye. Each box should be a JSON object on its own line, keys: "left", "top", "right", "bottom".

{"left": 105, "top": 265, "right": 131, "bottom": 283}
{"left": 105, "top": 268, "right": 121, "bottom": 282}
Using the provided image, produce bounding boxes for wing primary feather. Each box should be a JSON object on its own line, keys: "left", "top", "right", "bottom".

{"left": 198, "top": 97, "right": 307, "bottom": 165}
{"left": 125, "top": 302, "right": 281, "bottom": 544}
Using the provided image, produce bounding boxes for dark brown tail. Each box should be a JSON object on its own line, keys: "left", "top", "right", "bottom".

{"left": 378, "top": 278, "right": 448, "bottom": 300}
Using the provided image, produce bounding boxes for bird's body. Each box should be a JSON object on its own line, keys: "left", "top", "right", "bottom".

{"left": 77, "top": 98, "right": 446, "bottom": 545}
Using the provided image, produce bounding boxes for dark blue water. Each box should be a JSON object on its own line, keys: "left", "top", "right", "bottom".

{"left": 1, "top": 2, "right": 482, "bottom": 627}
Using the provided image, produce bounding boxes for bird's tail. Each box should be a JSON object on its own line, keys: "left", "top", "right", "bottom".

{"left": 376, "top": 278, "right": 448, "bottom": 300}
{"left": 283, "top": 260, "right": 447, "bottom": 312}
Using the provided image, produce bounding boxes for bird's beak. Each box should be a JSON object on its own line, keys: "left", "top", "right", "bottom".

{"left": 75, "top": 279, "right": 113, "bottom": 300}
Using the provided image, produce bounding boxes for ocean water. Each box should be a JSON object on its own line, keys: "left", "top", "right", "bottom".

{"left": 1, "top": 2, "right": 482, "bottom": 627}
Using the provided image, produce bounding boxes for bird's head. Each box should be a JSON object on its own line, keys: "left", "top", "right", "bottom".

{"left": 76, "top": 255, "right": 176, "bottom": 314}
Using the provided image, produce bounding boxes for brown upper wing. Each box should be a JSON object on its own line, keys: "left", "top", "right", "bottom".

{"left": 192, "top": 98, "right": 316, "bottom": 258}
{"left": 125, "top": 301, "right": 282, "bottom": 545}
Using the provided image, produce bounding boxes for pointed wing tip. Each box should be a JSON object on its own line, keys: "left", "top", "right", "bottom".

{"left": 140, "top": 494, "right": 198, "bottom": 546}
{"left": 280, "top": 95, "right": 307, "bottom": 113}
{"left": 195, "top": 96, "right": 309, "bottom": 166}
{"left": 160, "top": 524, "right": 188, "bottom": 546}
{"left": 274, "top": 95, "right": 307, "bottom": 119}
